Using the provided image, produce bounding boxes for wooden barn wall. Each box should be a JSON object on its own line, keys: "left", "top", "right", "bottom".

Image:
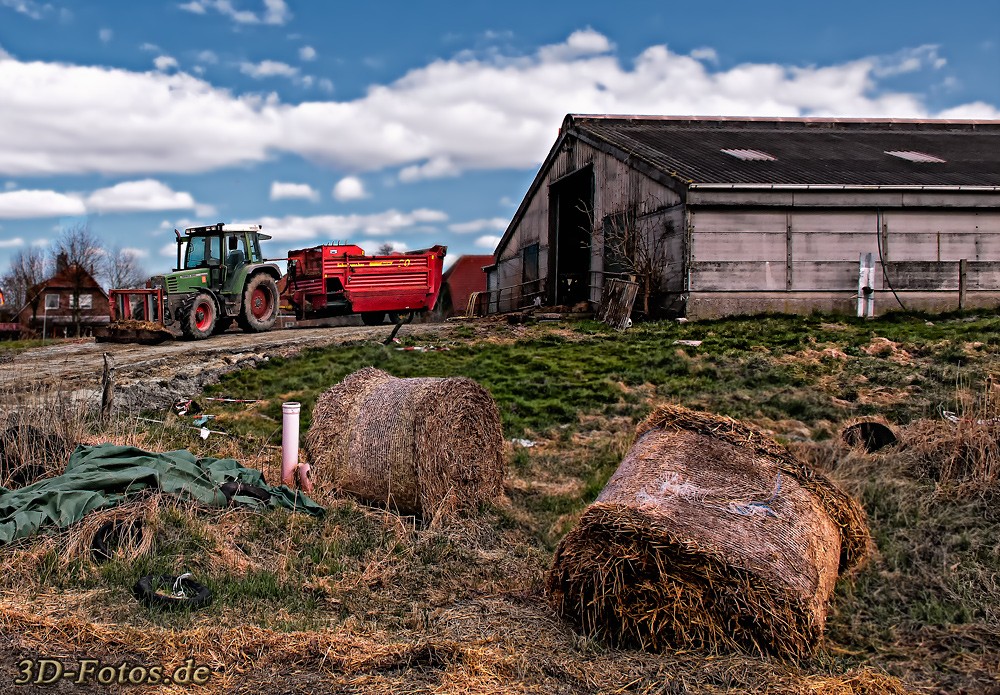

{"left": 494, "top": 137, "right": 681, "bottom": 310}
{"left": 687, "top": 207, "right": 1000, "bottom": 317}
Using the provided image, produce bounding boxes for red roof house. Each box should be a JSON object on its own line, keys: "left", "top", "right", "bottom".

{"left": 16, "top": 263, "right": 110, "bottom": 338}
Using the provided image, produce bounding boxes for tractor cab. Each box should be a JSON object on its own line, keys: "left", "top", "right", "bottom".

{"left": 176, "top": 223, "right": 272, "bottom": 292}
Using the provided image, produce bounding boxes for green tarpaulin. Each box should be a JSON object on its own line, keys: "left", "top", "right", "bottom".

{"left": 0, "top": 444, "right": 325, "bottom": 545}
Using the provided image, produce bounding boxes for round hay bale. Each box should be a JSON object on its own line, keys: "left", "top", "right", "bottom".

{"left": 305, "top": 367, "right": 504, "bottom": 519}
{"left": 547, "top": 404, "right": 872, "bottom": 659}
{"left": 841, "top": 419, "right": 898, "bottom": 454}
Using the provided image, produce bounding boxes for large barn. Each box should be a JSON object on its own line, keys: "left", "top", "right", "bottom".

{"left": 487, "top": 115, "right": 1000, "bottom": 318}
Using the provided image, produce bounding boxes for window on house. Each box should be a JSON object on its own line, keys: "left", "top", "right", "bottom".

{"left": 71, "top": 294, "right": 93, "bottom": 309}
{"left": 44, "top": 293, "right": 59, "bottom": 310}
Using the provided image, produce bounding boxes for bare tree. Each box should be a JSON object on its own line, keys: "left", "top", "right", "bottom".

{"left": 0, "top": 246, "right": 48, "bottom": 319}
{"left": 594, "top": 203, "right": 674, "bottom": 317}
{"left": 103, "top": 245, "right": 148, "bottom": 290}
{"left": 376, "top": 242, "right": 397, "bottom": 255}
{"left": 52, "top": 223, "right": 104, "bottom": 337}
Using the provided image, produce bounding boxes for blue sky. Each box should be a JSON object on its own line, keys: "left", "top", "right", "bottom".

{"left": 0, "top": 0, "right": 998, "bottom": 282}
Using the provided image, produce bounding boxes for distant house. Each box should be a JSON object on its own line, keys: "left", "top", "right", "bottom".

{"left": 437, "top": 255, "right": 493, "bottom": 317}
{"left": 16, "top": 263, "right": 110, "bottom": 338}
{"left": 490, "top": 114, "right": 1000, "bottom": 318}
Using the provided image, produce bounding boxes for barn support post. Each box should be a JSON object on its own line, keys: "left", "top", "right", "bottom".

{"left": 959, "top": 258, "right": 968, "bottom": 310}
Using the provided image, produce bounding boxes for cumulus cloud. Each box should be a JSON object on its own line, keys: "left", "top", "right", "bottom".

{"left": 85, "top": 179, "right": 207, "bottom": 213}
{"left": 474, "top": 235, "right": 501, "bottom": 250}
{"left": 332, "top": 176, "right": 368, "bottom": 201}
{"left": 449, "top": 217, "right": 509, "bottom": 234}
{"left": 196, "top": 50, "right": 218, "bottom": 64}
{"left": 270, "top": 181, "right": 319, "bottom": 202}
{"left": 0, "top": 237, "right": 24, "bottom": 248}
{"left": 122, "top": 246, "right": 150, "bottom": 259}
{"left": 299, "top": 45, "right": 316, "bottom": 61}
{"left": 180, "top": 0, "right": 290, "bottom": 26}
{"left": 0, "top": 180, "right": 211, "bottom": 218}
{"left": 0, "top": 190, "right": 86, "bottom": 218}
{"left": 399, "top": 157, "right": 460, "bottom": 183}
{"left": 154, "top": 55, "right": 178, "bottom": 71}
{"left": 239, "top": 59, "right": 297, "bottom": 79}
{"left": 247, "top": 209, "right": 448, "bottom": 242}
{"left": 0, "top": 30, "right": 996, "bottom": 180}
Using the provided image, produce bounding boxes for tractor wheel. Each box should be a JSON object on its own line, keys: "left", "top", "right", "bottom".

{"left": 237, "top": 273, "right": 279, "bottom": 333}
{"left": 180, "top": 292, "right": 217, "bottom": 340}
{"left": 361, "top": 312, "right": 386, "bottom": 326}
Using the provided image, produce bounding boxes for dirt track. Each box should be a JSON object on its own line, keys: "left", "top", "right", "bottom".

{"left": 0, "top": 321, "right": 452, "bottom": 409}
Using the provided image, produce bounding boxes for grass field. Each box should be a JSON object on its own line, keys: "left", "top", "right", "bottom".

{"left": 2, "top": 312, "right": 999, "bottom": 693}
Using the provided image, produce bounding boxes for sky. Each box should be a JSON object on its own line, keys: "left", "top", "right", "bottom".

{"left": 0, "top": 0, "right": 998, "bottom": 282}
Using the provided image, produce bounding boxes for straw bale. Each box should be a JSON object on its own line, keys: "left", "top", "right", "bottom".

{"left": 306, "top": 367, "right": 504, "bottom": 519}
{"left": 547, "top": 404, "right": 872, "bottom": 659}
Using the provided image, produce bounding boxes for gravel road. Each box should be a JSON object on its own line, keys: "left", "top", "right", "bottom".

{"left": 0, "top": 322, "right": 453, "bottom": 410}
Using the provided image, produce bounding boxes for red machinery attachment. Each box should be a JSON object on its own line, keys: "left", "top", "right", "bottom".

{"left": 95, "top": 288, "right": 174, "bottom": 344}
{"left": 284, "top": 244, "right": 446, "bottom": 325}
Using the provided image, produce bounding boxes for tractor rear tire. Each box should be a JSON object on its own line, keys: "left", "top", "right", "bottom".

{"left": 237, "top": 273, "right": 279, "bottom": 333}
{"left": 361, "top": 312, "right": 386, "bottom": 326}
{"left": 179, "top": 292, "right": 217, "bottom": 340}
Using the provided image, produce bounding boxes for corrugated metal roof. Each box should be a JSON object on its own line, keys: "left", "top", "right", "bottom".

{"left": 568, "top": 115, "right": 1000, "bottom": 186}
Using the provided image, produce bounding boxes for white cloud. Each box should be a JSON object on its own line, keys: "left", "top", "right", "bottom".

{"left": 270, "top": 181, "right": 319, "bottom": 202}
{"left": 239, "top": 59, "right": 297, "bottom": 79}
{"left": 0, "top": 237, "right": 24, "bottom": 248}
{"left": 85, "top": 179, "right": 205, "bottom": 213}
{"left": 139, "top": 42, "right": 160, "bottom": 52}
{"left": 178, "top": 1, "right": 206, "bottom": 14}
{"left": 196, "top": 50, "right": 218, "bottom": 64}
{"left": 318, "top": 77, "right": 334, "bottom": 93}
{"left": 99, "top": 28, "right": 113, "bottom": 43}
{"left": 1, "top": 0, "right": 48, "bottom": 20}
{"left": 30, "top": 237, "right": 48, "bottom": 247}
{"left": 180, "top": 0, "right": 290, "bottom": 26}
{"left": 0, "top": 31, "right": 996, "bottom": 180}
{"left": 398, "top": 157, "right": 460, "bottom": 183}
{"left": 121, "top": 246, "right": 150, "bottom": 259}
{"left": 873, "top": 45, "right": 947, "bottom": 78}
{"left": 332, "top": 176, "right": 367, "bottom": 201}
{"left": 154, "top": 55, "right": 178, "bottom": 71}
{"left": 0, "top": 45, "right": 9, "bottom": 61}
{"left": 247, "top": 209, "right": 448, "bottom": 242}
{"left": 690, "top": 47, "right": 718, "bottom": 64}
{"left": 474, "top": 235, "right": 501, "bottom": 250}
{"left": 159, "top": 241, "right": 178, "bottom": 257}
{"left": 0, "top": 190, "right": 86, "bottom": 218}
{"left": 299, "top": 45, "right": 316, "bottom": 61}
{"left": 538, "top": 28, "right": 614, "bottom": 62}
{"left": 449, "top": 217, "right": 509, "bottom": 234}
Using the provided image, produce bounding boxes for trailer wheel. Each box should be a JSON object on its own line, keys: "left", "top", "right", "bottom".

{"left": 361, "top": 312, "right": 386, "bottom": 326}
{"left": 179, "top": 292, "right": 217, "bottom": 340}
{"left": 237, "top": 273, "right": 279, "bottom": 333}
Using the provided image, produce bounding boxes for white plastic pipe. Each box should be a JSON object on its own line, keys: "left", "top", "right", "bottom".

{"left": 281, "top": 402, "right": 301, "bottom": 487}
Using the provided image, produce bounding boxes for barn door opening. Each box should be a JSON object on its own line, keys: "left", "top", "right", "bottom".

{"left": 549, "top": 166, "right": 594, "bottom": 306}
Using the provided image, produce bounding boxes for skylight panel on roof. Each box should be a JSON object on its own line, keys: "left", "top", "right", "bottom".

{"left": 885, "top": 150, "right": 946, "bottom": 163}
{"left": 721, "top": 148, "right": 777, "bottom": 162}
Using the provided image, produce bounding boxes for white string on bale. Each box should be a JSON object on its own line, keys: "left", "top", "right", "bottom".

{"left": 305, "top": 367, "right": 505, "bottom": 521}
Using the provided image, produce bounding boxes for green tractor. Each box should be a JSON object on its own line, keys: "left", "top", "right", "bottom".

{"left": 149, "top": 223, "right": 282, "bottom": 340}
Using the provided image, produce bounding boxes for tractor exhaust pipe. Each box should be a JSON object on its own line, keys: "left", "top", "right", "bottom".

{"left": 281, "top": 402, "right": 311, "bottom": 491}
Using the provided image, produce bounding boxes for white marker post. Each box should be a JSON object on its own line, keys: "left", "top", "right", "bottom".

{"left": 281, "top": 402, "right": 301, "bottom": 487}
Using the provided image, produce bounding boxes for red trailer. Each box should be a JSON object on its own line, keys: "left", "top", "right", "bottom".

{"left": 283, "top": 244, "right": 446, "bottom": 325}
